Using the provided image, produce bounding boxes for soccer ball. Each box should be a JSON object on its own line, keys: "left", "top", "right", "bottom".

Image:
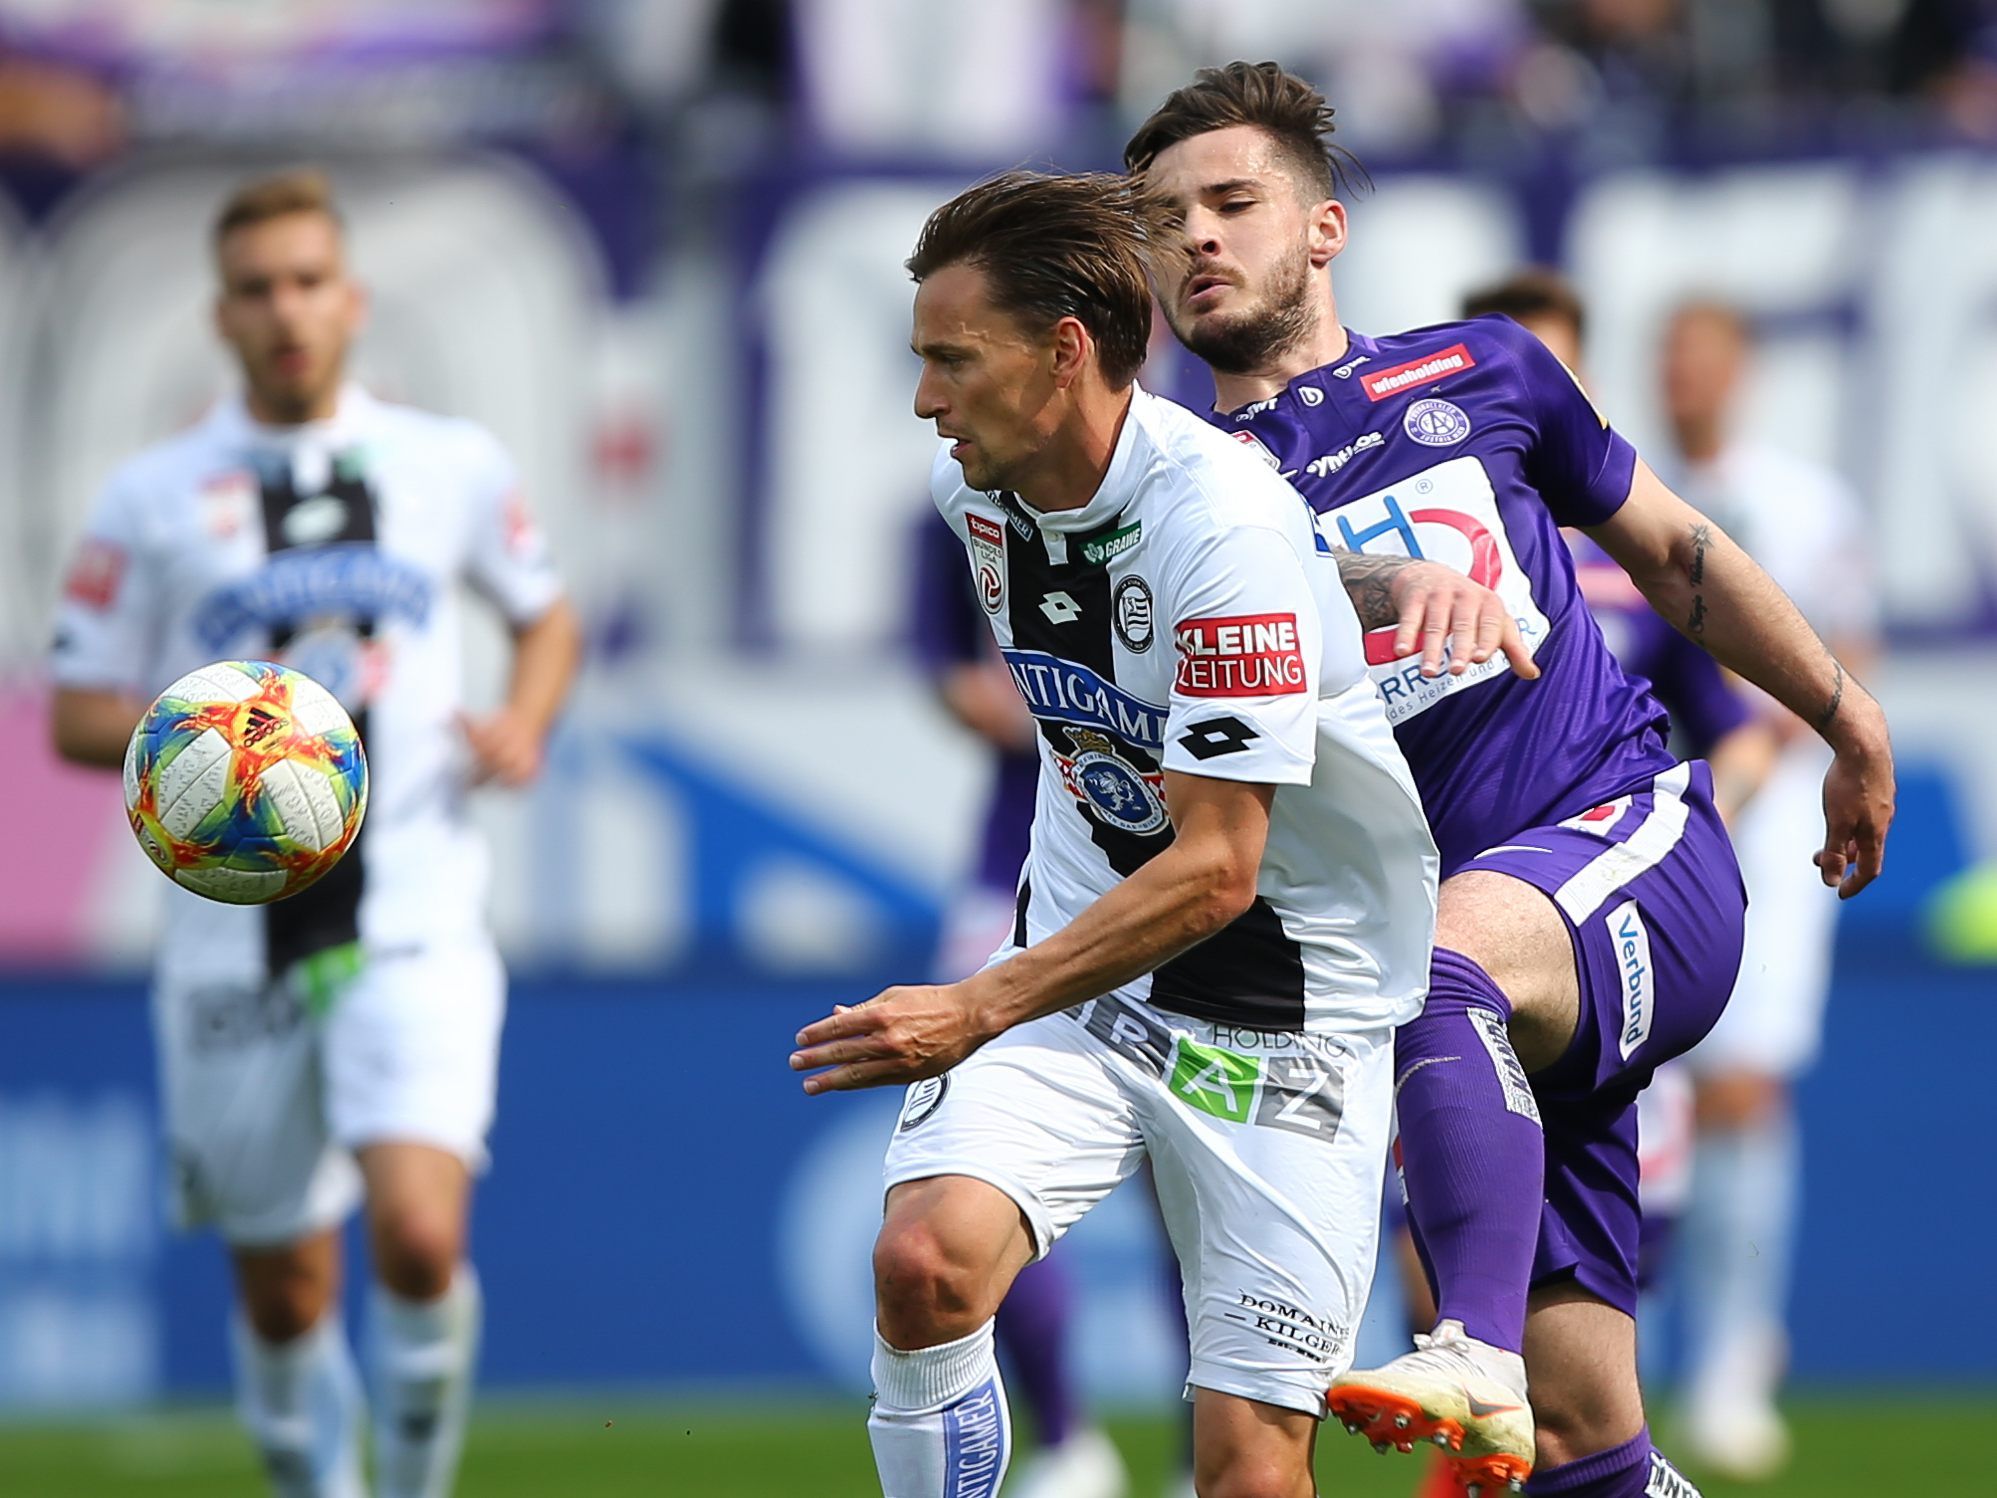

{"left": 123, "top": 660, "right": 368, "bottom": 905}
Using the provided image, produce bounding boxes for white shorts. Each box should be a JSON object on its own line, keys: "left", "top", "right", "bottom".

{"left": 154, "top": 940, "right": 506, "bottom": 1246}
{"left": 882, "top": 996, "right": 1394, "bottom": 1417}
{"left": 1688, "top": 741, "right": 1841, "bottom": 1079}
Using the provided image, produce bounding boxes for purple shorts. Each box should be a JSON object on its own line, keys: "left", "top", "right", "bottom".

{"left": 1455, "top": 759, "right": 1746, "bottom": 1316}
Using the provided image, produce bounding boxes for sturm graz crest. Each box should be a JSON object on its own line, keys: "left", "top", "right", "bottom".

{"left": 1064, "top": 728, "right": 1168, "bottom": 834}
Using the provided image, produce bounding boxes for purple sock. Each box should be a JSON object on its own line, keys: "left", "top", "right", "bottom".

{"left": 1527, "top": 1427, "right": 1703, "bottom": 1496}
{"left": 994, "top": 1255, "right": 1077, "bottom": 1447}
{"left": 1393, "top": 946, "right": 1543, "bottom": 1353}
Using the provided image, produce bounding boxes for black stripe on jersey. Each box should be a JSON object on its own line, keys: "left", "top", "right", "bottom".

{"left": 1150, "top": 898, "right": 1307, "bottom": 1029}
{"left": 999, "top": 495, "right": 1307, "bottom": 1031}
{"left": 1000, "top": 497, "right": 1165, "bottom": 879}
{"left": 256, "top": 454, "right": 379, "bottom": 979}
{"left": 1012, "top": 875, "right": 1032, "bottom": 950}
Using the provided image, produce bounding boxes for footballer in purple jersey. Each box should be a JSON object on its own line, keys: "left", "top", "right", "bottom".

{"left": 1128, "top": 63, "right": 1895, "bottom": 1498}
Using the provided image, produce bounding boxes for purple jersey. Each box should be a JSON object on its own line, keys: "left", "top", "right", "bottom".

{"left": 911, "top": 514, "right": 1038, "bottom": 894}
{"left": 1566, "top": 532, "right": 1751, "bottom": 758}
{"left": 1216, "top": 315, "right": 1675, "bottom": 873}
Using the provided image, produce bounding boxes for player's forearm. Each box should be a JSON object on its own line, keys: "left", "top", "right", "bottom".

{"left": 1629, "top": 520, "right": 1884, "bottom": 755}
{"left": 51, "top": 687, "right": 146, "bottom": 769}
{"left": 963, "top": 839, "right": 1260, "bottom": 1036}
{"left": 505, "top": 598, "right": 583, "bottom": 741}
{"left": 1333, "top": 550, "right": 1408, "bottom": 631}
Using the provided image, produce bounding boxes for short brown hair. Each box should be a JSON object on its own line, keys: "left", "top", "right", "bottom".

{"left": 906, "top": 170, "right": 1154, "bottom": 388}
{"left": 1462, "top": 268, "right": 1587, "bottom": 343}
{"left": 1123, "top": 61, "right": 1363, "bottom": 201}
{"left": 213, "top": 168, "right": 342, "bottom": 250}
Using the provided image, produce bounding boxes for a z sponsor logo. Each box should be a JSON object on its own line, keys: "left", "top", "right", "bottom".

{"left": 1174, "top": 613, "right": 1308, "bottom": 697}
{"left": 1361, "top": 342, "right": 1476, "bottom": 401}
{"left": 1608, "top": 899, "right": 1654, "bottom": 1061}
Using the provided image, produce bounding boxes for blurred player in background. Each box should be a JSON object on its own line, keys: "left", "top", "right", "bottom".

{"left": 48, "top": 169, "right": 582, "bottom": 1498}
{"left": 1658, "top": 298, "right": 1880, "bottom": 1481}
{"left": 1129, "top": 62, "right": 1894, "bottom": 1498}
{"left": 795, "top": 169, "right": 1442, "bottom": 1498}
{"left": 910, "top": 514, "right": 1129, "bottom": 1498}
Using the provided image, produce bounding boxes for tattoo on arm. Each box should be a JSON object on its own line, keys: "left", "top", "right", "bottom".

{"left": 1686, "top": 522, "right": 1711, "bottom": 637}
{"left": 1814, "top": 659, "right": 1846, "bottom": 733}
{"left": 1335, "top": 550, "right": 1407, "bottom": 631}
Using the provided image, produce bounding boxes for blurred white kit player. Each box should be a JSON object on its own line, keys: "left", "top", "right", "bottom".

{"left": 50, "top": 171, "right": 580, "bottom": 1498}
{"left": 1659, "top": 300, "right": 1880, "bottom": 1480}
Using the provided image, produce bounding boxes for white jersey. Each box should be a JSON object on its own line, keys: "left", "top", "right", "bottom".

{"left": 934, "top": 386, "right": 1438, "bottom": 1034}
{"left": 51, "top": 385, "right": 562, "bottom": 986}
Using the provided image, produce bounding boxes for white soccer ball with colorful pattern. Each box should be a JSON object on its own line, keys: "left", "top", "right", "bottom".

{"left": 123, "top": 660, "right": 369, "bottom": 905}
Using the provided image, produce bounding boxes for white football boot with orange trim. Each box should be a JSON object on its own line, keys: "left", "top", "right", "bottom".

{"left": 1326, "top": 1320, "right": 1533, "bottom": 1494}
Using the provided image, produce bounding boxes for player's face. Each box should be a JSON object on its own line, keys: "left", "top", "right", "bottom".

{"left": 1518, "top": 312, "right": 1584, "bottom": 376}
{"left": 1141, "top": 125, "right": 1338, "bottom": 374}
{"left": 1661, "top": 309, "right": 1746, "bottom": 434}
{"left": 214, "top": 211, "right": 363, "bottom": 424}
{"left": 911, "top": 262, "right": 1061, "bottom": 491}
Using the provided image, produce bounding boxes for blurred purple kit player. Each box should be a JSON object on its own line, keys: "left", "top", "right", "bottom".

{"left": 1217, "top": 314, "right": 1748, "bottom": 1466}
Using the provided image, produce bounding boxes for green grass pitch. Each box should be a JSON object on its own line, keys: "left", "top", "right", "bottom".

{"left": 0, "top": 1394, "right": 1986, "bottom": 1495}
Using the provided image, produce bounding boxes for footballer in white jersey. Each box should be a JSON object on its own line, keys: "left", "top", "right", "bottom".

{"left": 790, "top": 171, "right": 1437, "bottom": 1498}
{"left": 49, "top": 170, "right": 581, "bottom": 1498}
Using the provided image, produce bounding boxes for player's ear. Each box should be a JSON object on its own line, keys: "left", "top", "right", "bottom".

{"left": 1049, "top": 315, "right": 1090, "bottom": 389}
{"left": 1307, "top": 198, "right": 1347, "bottom": 269}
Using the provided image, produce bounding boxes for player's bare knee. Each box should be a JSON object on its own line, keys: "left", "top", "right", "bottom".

{"left": 871, "top": 1218, "right": 993, "bottom": 1347}
{"left": 1436, "top": 872, "right": 1580, "bottom": 1072}
{"left": 242, "top": 1271, "right": 333, "bottom": 1344}
{"left": 370, "top": 1207, "right": 462, "bottom": 1300}
{"left": 1528, "top": 1371, "right": 1644, "bottom": 1469}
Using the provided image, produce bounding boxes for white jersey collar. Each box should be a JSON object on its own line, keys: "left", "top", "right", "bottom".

{"left": 209, "top": 382, "right": 378, "bottom": 451}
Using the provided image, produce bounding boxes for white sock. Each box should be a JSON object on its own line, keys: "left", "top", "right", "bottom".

{"left": 370, "top": 1264, "right": 483, "bottom": 1498}
{"left": 1684, "top": 1109, "right": 1798, "bottom": 1409}
{"left": 230, "top": 1311, "right": 366, "bottom": 1498}
{"left": 868, "top": 1320, "right": 1011, "bottom": 1498}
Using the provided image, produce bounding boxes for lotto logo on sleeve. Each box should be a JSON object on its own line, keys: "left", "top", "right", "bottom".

{"left": 1361, "top": 343, "right": 1476, "bottom": 401}
{"left": 1174, "top": 613, "right": 1308, "bottom": 697}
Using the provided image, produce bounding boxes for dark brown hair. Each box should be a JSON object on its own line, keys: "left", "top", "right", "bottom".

{"left": 1461, "top": 267, "right": 1587, "bottom": 343}
{"left": 906, "top": 170, "right": 1154, "bottom": 388}
{"left": 1123, "top": 61, "right": 1363, "bottom": 201}
{"left": 213, "top": 168, "right": 343, "bottom": 250}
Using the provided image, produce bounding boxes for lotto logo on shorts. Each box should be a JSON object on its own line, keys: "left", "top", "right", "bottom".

{"left": 1361, "top": 343, "right": 1476, "bottom": 401}
{"left": 1174, "top": 614, "right": 1307, "bottom": 697}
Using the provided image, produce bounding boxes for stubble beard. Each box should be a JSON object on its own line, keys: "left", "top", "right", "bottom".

{"left": 1169, "top": 251, "right": 1318, "bottom": 377}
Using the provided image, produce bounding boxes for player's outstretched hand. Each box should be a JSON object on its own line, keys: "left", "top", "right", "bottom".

{"left": 791, "top": 985, "right": 988, "bottom": 1094}
{"left": 1387, "top": 560, "right": 1539, "bottom": 681}
{"left": 1817, "top": 735, "right": 1895, "bottom": 899}
{"left": 456, "top": 707, "right": 544, "bottom": 787}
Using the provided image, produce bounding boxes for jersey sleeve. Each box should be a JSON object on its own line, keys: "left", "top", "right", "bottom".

{"left": 461, "top": 427, "right": 564, "bottom": 625}
{"left": 1159, "top": 521, "right": 1320, "bottom": 787}
{"left": 49, "top": 467, "right": 159, "bottom": 693}
{"left": 1493, "top": 317, "right": 1639, "bottom": 528}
